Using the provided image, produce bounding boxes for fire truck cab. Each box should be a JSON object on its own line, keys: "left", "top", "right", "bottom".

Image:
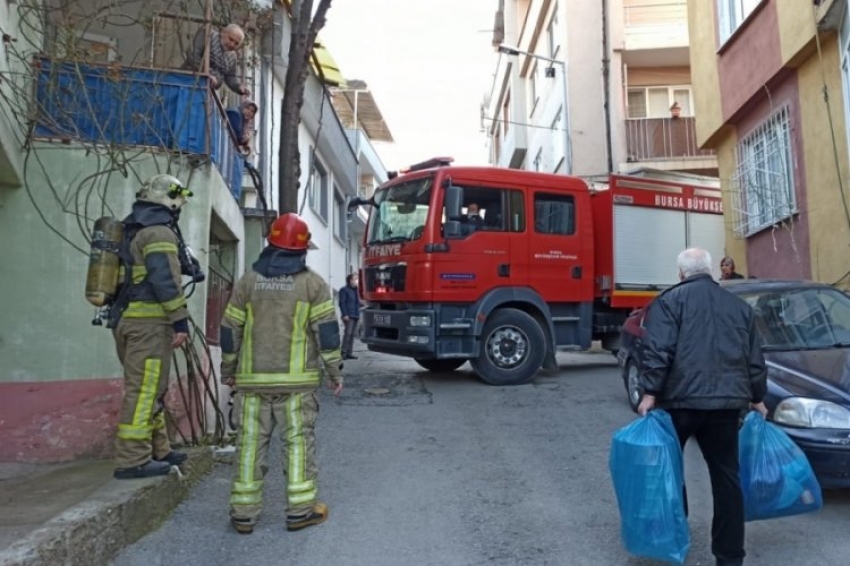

{"left": 354, "top": 158, "right": 723, "bottom": 386}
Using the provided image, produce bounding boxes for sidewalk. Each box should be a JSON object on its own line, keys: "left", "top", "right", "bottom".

{"left": 0, "top": 448, "right": 214, "bottom": 566}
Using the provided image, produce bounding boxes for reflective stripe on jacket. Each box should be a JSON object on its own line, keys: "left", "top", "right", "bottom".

{"left": 123, "top": 225, "right": 188, "bottom": 324}
{"left": 221, "top": 268, "right": 342, "bottom": 390}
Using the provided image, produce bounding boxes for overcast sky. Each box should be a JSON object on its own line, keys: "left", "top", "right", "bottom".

{"left": 320, "top": 1, "right": 498, "bottom": 172}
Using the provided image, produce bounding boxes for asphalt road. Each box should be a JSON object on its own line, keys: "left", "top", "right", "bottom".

{"left": 113, "top": 350, "right": 850, "bottom": 566}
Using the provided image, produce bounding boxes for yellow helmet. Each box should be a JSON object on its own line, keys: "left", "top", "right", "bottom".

{"left": 136, "top": 174, "right": 193, "bottom": 210}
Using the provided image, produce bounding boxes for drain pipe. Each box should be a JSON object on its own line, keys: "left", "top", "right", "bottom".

{"left": 602, "top": 0, "right": 614, "bottom": 173}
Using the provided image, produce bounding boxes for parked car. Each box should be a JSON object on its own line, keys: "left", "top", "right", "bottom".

{"left": 618, "top": 279, "right": 850, "bottom": 488}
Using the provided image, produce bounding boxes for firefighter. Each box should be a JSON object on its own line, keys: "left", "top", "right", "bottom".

{"left": 221, "top": 213, "right": 344, "bottom": 535}
{"left": 111, "top": 174, "right": 195, "bottom": 479}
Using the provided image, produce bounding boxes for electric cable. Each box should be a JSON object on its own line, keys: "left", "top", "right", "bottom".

{"left": 164, "top": 315, "right": 228, "bottom": 449}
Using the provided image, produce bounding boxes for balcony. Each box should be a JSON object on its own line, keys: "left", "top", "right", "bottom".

{"left": 32, "top": 57, "right": 244, "bottom": 199}
{"left": 625, "top": 117, "right": 715, "bottom": 162}
{"left": 623, "top": 0, "right": 689, "bottom": 52}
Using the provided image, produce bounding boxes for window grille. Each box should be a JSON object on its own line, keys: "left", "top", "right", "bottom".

{"left": 730, "top": 105, "right": 796, "bottom": 237}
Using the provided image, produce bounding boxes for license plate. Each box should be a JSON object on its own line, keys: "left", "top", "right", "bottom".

{"left": 373, "top": 313, "right": 392, "bottom": 326}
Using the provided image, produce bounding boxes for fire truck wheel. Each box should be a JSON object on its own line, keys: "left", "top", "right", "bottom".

{"left": 414, "top": 359, "right": 467, "bottom": 373}
{"left": 472, "top": 308, "right": 546, "bottom": 386}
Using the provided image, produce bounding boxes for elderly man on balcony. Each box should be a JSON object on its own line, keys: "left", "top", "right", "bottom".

{"left": 183, "top": 23, "right": 251, "bottom": 97}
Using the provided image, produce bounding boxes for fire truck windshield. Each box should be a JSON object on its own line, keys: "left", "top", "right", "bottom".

{"left": 366, "top": 177, "right": 433, "bottom": 245}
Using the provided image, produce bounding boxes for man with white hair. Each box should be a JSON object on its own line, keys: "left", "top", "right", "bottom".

{"left": 183, "top": 23, "right": 251, "bottom": 96}
{"left": 637, "top": 247, "right": 768, "bottom": 566}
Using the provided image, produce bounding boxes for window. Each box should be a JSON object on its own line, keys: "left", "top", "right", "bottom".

{"left": 502, "top": 93, "right": 511, "bottom": 134}
{"left": 533, "top": 148, "right": 543, "bottom": 172}
{"left": 55, "top": 30, "right": 117, "bottom": 63}
{"left": 547, "top": 4, "right": 559, "bottom": 59}
{"left": 448, "top": 187, "right": 525, "bottom": 234}
{"left": 333, "top": 187, "right": 346, "bottom": 241}
{"left": 551, "top": 106, "right": 564, "bottom": 172}
{"left": 507, "top": 190, "right": 526, "bottom": 232}
{"left": 733, "top": 106, "right": 796, "bottom": 236}
{"left": 309, "top": 154, "right": 329, "bottom": 222}
{"left": 529, "top": 62, "right": 539, "bottom": 115}
{"left": 718, "top": 0, "right": 761, "bottom": 44}
{"left": 627, "top": 87, "right": 693, "bottom": 118}
{"left": 535, "top": 193, "right": 575, "bottom": 235}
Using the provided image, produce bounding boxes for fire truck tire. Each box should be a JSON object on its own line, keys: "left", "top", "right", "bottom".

{"left": 414, "top": 359, "right": 467, "bottom": 373}
{"left": 471, "top": 308, "right": 546, "bottom": 386}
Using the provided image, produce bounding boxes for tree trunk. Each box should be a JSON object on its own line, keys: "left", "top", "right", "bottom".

{"left": 277, "top": 0, "right": 333, "bottom": 214}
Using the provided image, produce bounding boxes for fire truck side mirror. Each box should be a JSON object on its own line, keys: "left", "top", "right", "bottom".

{"left": 445, "top": 185, "right": 463, "bottom": 221}
{"left": 347, "top": 196, "right": 372, "bottom": 211}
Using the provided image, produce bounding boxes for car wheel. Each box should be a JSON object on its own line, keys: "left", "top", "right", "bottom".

{"left": 471, "top": 308, "right": 546, "bottom": 386}
{"left": 414, "top": 359, "right": 467, "bottom": 373}
{"left": 622, "top": 357, "right": 643, "bottom": 413}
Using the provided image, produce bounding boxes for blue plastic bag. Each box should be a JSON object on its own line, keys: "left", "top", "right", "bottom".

{"left": 738, "top": 411, "right": 823, "bottom": 522}
{"left": 610, "top": 410, "right": 689, "bottom": 564}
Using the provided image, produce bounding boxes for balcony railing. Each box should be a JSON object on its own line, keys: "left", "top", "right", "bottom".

{"left": 32, "top": 57, "right": 243, "bottom": 199}
{"left": 625, "top": 117, "right": 715, "bottom": 162}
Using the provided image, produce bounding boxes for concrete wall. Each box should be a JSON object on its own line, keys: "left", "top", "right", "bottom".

{"left": 687, "top": 0, "right": 726, "bottom": 147}
{"left": 566, "top": 0, "right": 608, "bottom": 177}
{"left": 716, "top": 2, "right": 782, "bottom": 123}
{"left": 797, "top": 36, "right": 850, "bottom": 285}
{"left": 0, "top": 145, "right": 238, "bottom": 461}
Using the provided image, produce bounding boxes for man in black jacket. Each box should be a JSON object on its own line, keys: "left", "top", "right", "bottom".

{"left": 339, "top": 274, "right": 361, "bottom": 360}
{"left": 637, "top": 247, "right": 767, "bottom": 566}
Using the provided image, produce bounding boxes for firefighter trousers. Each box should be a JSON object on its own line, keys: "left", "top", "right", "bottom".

{"left": 112, "top": 319, "right": 173, "bottom": 468}
{"left": 230, "top": 390, "right": 319, "bottom": 522}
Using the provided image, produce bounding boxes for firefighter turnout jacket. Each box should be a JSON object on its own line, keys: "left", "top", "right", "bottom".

{"left": 117, "top": 203, "right": 188, "bottom": 325}
{"left": 221, "top": 247, "right": 343, "bottom": 391}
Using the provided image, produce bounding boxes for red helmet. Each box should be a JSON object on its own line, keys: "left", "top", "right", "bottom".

{"left": 268, "top": 213, "right": 311, "bottom": 251}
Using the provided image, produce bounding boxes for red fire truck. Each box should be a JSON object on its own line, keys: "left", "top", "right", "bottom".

{"left": 351, "top": 158, "right": 724, "bottom": 385}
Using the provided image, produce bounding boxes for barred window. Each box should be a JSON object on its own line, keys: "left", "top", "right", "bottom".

{"left": 732, "top": 106, "right": 796, "bottom": 237}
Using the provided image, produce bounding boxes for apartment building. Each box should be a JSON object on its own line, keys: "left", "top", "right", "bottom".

{"left": 487, "top": 0, "right": 718, "bottom": 179}
{"left": 688, "top": 0, "right": 850, "bottom": 283}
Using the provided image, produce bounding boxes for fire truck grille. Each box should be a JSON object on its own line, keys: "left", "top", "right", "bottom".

{"left": 364, "top": 264, "right": 407, "bottom": 292}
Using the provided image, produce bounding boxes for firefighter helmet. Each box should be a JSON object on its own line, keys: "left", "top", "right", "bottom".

{"left": 268, "top": 213, "right": 311, "bottom": 251}
{"left": 136, "top": 174, "right": 193, "bottom": 210}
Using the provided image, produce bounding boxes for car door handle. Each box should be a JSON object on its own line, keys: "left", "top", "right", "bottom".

{"left": 498, "top": 264, "right": 510, "bottom": 277}
{"left": 572, "top": 266, "right": 582, "bottom": 279}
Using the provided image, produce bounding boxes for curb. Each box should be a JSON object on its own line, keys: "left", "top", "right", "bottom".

{"left": 0, "top": 447, "right": 214, "bottom": 566}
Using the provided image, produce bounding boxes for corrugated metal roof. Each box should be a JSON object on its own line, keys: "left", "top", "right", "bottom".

{"left": 330, "top": 79, "right": 394, "bottom": 143}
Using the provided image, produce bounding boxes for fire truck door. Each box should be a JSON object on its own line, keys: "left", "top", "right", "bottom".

{"left": 434, "top": 228, "right": 514, "bottom": 298}
{"left": 527, "top": 191, "right": 590, "bottom": 302}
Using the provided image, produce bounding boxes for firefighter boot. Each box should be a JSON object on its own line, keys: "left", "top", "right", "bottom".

{"left": 286, "top": 503, "right": 328, "bottom": 531}
{"left": 113, "top": 459, "right": 172, "bottom": 480}
{"left": 155, "top": 451, "right": 188, "bottom": 466}
{"left": 230, "top": 517, "right": 255, "bottom": 535}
